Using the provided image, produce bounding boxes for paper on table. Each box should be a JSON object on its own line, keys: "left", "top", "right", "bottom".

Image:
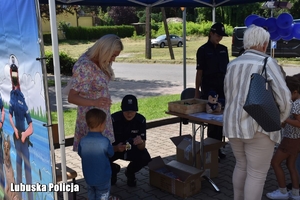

{"left": 189, "top": 112, "right": 223, "bottom": 122}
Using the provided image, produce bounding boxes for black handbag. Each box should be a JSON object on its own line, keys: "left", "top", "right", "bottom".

{"left": 243, "top": 57, "right": 281, "bottom": 132}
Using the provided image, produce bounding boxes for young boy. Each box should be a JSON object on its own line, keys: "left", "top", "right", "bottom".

{"left": 78, "top": 108, "right": 114, "bottom": 200}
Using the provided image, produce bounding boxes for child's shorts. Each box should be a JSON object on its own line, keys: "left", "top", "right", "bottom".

{"left": 278, "top": 137, "right": 300, "bottom": 156}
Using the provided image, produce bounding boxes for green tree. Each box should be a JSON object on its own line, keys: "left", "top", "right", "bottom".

{"left": 194, "top": 7, "right": 211, "bottom": 23}
{"left": 219, "top": 3, "right": 262, "bottom": 27}
{"left": 290, "top": 0, "right": 300, "bottom": 19}
{"left": 78, "top": 6, "right": 101, "bottom": 15}
{"left": 108, "top": 6, "right": 138, "bottom": 25}
{"left": 97, "top": 7, "right": 114, "bottom": 25}
{"left": 40, "top": 4, "right": 79, "bottom": 21}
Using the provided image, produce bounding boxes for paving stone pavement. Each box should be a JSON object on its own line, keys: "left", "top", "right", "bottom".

{"left": 55, "top": 123, "right": 290, "bottom": 200}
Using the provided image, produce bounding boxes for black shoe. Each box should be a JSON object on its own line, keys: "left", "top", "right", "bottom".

{"left": 218, "top": 150, "right": 226, "bottom": 159}
{"left": 125, "top": 170, "right": 136, "bottom": 187}
{"left": 111, "top": 163, "right": 121, "bottom": 185}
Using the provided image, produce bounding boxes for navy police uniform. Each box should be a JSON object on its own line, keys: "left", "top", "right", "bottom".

{"left": 196, "top": 40, "right": 229, "bottom": 100}
{"left": 9, "top": 89, "right": 33, "bottom": 199}
{"left": 110, "top": 111, "right": 151, "bottom": 175}
{"left": 196, "top": 39, "right": 229, "bottom": 144}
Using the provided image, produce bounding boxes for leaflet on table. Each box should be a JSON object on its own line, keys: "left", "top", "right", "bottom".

{"left": 189, "top": 112, "right": 223, "bottom": 122}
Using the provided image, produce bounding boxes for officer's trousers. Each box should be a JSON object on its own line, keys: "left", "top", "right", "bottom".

{"left": 110, "top": 148, "right": 151, "bottom": 174}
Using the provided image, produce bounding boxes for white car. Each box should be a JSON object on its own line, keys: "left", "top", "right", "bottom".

{"left": 151, "top": 34, "right": 183, "bottom": 48}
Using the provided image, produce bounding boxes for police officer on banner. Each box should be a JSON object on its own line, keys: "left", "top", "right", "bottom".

{"left": 9, "top": 55, "right": 33, "bottom": 199}
{"left": 110, "top": 94, "right": 151, "bottom": 187}
{"left": 194, "top": 22, "right": 229, "bottom": 159}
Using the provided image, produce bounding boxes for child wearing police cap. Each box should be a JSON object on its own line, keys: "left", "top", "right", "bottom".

{"left": 110, "top": 95, "right": 151, "bottom": 187}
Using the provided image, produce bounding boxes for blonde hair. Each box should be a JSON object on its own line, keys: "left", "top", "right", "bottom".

{"left": 86, "top": 34, "right": 123, "bottom": 79}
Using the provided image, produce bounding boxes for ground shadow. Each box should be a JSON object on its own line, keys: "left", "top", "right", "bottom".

{"left": 48, "top": 78, "right": 182, "bottom": 112}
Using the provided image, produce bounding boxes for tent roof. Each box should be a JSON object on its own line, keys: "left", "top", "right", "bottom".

{"left": 40, "top": 0, "right": 265, "bottom": 7}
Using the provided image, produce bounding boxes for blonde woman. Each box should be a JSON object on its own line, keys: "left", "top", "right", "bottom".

{"left": 68, "top": 34, "right": 123, "bottom": 151}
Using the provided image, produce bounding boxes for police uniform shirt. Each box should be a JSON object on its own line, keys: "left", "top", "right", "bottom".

{"left": 111, "top": 111, "right": 146, "bottom": 146}
{"left": 9, "top": 89, "right": 32, "bottom": 132}
{"left": 196, "top": 40, "right": 229, "bottom": 98}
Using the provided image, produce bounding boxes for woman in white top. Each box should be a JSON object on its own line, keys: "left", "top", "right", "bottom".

{"left": 223, "top": 25, "right": 292, "bottom": 200}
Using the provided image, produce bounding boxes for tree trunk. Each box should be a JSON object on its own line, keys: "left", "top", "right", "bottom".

{"left": 161, "top": 7, "right": 175, "bottom": 60}
{"left": 145, "top": 6, "right": 151, "bottom": 59}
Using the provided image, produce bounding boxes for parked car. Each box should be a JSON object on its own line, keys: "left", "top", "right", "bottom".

{"left": 231, "top": 25, "right": 300, "bottom": 58}
{"left": 151, "top": 34, "right": 183, "bottom": 48}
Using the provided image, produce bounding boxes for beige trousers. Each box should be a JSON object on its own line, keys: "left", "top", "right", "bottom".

{"left": 229, "top": 132, "right": 275, "bottom": 200}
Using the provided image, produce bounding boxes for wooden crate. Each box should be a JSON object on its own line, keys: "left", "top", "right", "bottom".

{"left": 168, "top": 98, "right": 207, "bottom": 114}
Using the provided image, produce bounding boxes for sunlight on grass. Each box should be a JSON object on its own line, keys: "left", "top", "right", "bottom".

{"left": 45, "top": 37, "right": 232, "bottom": 65}
{"left": 51, "top": 94, "right": 180, "bottom": 136}
{"left": 44, "top": 37, "right": 298, "bottom": 66}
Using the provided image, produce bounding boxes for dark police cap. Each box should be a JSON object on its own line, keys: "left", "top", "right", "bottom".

{"left": 121, "top": 94, "right": 138, "bottom": 111}
{"left": 208, "top": 90, "right": 218, "bottom": 98}
{"left": 10, "top": 56, "right": 18, "bottom": 72}
{"left": 210, "top": 22, "right": 228, "bottom": 36}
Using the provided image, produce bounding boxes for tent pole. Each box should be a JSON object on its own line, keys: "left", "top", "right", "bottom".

{"left": 182, "top": 8, "right": 186, "bottom": 89}
{"left": 212, "top": 7, "right": 216, "bottom": 23}
{"left": 34, "top": 0, "right": 58, "bottom": 199}
{"left": 48, "top": 0, "right": 68, "bottom": 199}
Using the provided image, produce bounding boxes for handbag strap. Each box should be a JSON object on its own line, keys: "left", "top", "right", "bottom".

{"left": 261, "top": 57, "right": 269, "bottom": 90}
{"left": 261, "top": 57, "right": 268, "bottom": 79}
{"left": 242, "top": 51, "right": 269, "bottom": 79}
{"left": 242, "top": 51, "right": 269, "bottom": 78}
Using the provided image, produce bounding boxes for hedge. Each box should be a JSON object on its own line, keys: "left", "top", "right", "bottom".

{"left": 45, "top": 51, "right": 76, "bottom": 75}
{"left": 64, "top": 25, "right": 135, "bottom": 40}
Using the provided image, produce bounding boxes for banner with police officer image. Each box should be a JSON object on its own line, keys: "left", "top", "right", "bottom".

{"left": 0, "top": 0, "right": 55, "bottom": 199}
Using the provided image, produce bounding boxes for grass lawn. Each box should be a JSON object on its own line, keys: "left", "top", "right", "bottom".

{"left": 51, "top": 94, "right": 180, "bottom": 136}
{"left": 44, "top": 36, "right": 300, "bottom": 65}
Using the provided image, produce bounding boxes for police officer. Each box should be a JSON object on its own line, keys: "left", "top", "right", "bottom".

{"left": 9, "top": 55, "right": 33, "bottom": 199}
{"left": 110, "top": 95, "right": 151, "bottom": 187}
{"left": 194, "top": 22, "right": 229, "bottom": 159}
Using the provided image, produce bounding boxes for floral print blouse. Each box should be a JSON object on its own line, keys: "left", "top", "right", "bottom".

{"left": 70, "top": 54, "right": 115, "bottom": 151}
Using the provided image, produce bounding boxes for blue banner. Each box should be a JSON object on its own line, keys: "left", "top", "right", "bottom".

{"left": 0, "top": 0, "right": 55, "bottom": 199}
